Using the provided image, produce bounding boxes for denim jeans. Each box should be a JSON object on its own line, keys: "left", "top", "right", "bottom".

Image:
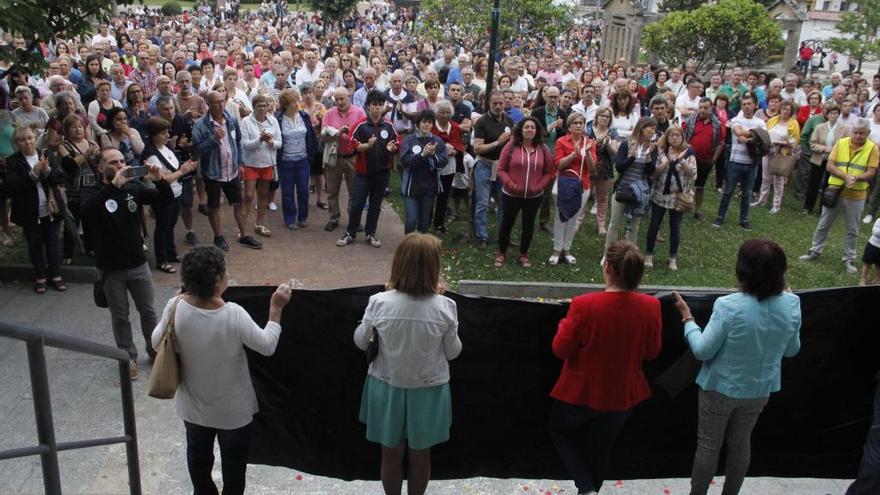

{"left": 184, "top": 420, "right": 250, "bottom": 495}
{"left": 403, "top": 194, "right": 436, "bottom": 234}
{"left": 716, "top": 161, "right": 758, "bottom": 224}
{"left": 548, "top": 399, "right": 633, "bottom": 494}
{"left": 646, "top": 203, "right": 683, "bottom": 256}
{"left": 347, "top": 171, "right": 388, "bottom": 237}
{"left": 278, "top": 158, "right": 310, "bottom": 225}
{"left": 847, "top": 381, "right": 880, "bottom": 495}
{"left": 473, "top": 160, "right": 503, "bottom": 242}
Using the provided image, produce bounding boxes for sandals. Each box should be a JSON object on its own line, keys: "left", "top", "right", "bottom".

{"left": 34, "top": 280, "right": 47, "bottom": 294}
{"left": 518, "top": 254, "right": 532, "bottom": 268}
{"left": 49, "top": 278, "right": 67, "bottom": 292}
{"left": 494, "top": 253, "right": 506, "bottom": 268}
{"left": 255, "top": 225, "right": 272, "bottom": 237}
{"left": 158, "top": 263, "right": 177, "bottom": 274}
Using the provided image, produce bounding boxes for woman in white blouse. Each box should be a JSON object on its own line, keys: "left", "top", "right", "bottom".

{"left": 151, "top": 246, "right": 293, "bottom": 495}
{"left": 141, "top": 117, "right": 197, "bottom": 273}
{"left": 609, "top": 88, "right": 640, "bottom": 141}
{"left": 240, "top": 94, "right": 281, "bottom": 237}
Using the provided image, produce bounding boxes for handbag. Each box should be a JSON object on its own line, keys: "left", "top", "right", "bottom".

{"left": 669, "top": 167, "right": 694, "bottom": 212}
{"left": 365, "top": 327, "right": 379, "bottom": 364}
{"left": 148, "top": 297, "right": 183, "bottom": 399}
{"left": 614, "top": 181, "right": 637, "bottom": 204}
{"left": 93, "top": 269, "right": 108, "bottom": 308}
{"left": 821, "top": 185, "right": 843, "bottom": 209}
{"left": 768, "top": 152, "right": 798, "bottom": 177}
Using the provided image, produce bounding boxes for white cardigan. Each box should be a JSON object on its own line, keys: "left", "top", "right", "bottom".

{"left": 240, "top": 113, "right": 282, "bottom": 168}
{"left": 151, "top": 298, "right": 281, "bottom": 430}
{"left": 354, "top": 290, "right": 461, "bottom": 389}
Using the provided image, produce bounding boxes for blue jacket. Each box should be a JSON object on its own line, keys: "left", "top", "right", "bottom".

{"left": 274, "top": 110, "right": 318, "bottom": 164}
{"left": 191, "top": 111, "right": 244, "bottom": 181}
{"left": 400, "top": 133, "right": 447, "bottom": 197}
{"left": 685, "top": 291, "right": 801, "bottom": 399}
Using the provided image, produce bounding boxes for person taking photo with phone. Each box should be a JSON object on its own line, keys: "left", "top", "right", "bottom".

{"left": 81, "top": 148, "right": 175, "bottom": 380}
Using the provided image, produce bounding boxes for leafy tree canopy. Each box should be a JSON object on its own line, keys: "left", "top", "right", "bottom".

{"left": 0, "top": 0, "right": 135, "bottom": 71}
{"left": 644, "top": 0, "right": 784, "bottom": 73}
{"left": 418, "top": 0, "right": 575, "bottom": 48}
{"left": 305, "top": 0, "right": 359, "bottom": 22}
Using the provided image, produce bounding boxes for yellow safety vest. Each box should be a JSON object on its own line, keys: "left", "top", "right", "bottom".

{"left": 829, "top": 137, "right": 874, "bottom": 191}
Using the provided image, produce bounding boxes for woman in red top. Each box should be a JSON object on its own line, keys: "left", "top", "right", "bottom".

{"left": 549, "top": 240, "right": 662, "bottom": 495}
{"left": 550, "top": 112, "right": 595, "bottom": 266}
{"left": 495, "top": 116, "right": 556, "bottom": 268}
{"left": 797, "top": 90, "right": 823, "bottom": 127}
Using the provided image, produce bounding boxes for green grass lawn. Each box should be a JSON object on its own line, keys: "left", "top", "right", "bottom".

{"left": 386, "top": 171, "right": 874, "bottom": 291}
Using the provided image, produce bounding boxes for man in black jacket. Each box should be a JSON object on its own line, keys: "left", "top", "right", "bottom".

{"left": 81, "top": 148, "right": 174, "bottom": 380}
{"left": 531, "top": 85, "right": 569, "bottom": 231}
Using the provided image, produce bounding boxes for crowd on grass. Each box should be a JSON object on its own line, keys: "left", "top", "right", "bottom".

{"left": 2, "top": 2, "right": 880, "bottom": 494}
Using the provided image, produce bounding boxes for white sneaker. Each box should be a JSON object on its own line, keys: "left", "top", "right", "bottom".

{"left": 366, "top": 234, "right": 382, "bottom": 248}
{"left": 644, "top": 255, "right": 653, "bottom": 268}
{"left": 590, "top": 204, "right": 598, "bottom": 215}
{"left": 669, "top": 258, "right": 678, "bottom": 271}
{"left": 563, "top": 254, "right": 577, "bottom": 264}
{"left": 548, "top": 255, "right": 560, "bottom": 266}
{"left": 864, "top": 214, "right": 874, "bottom": 225}
{"left": 769, "top": 207, "right": 780, "bottom": 214}
{"left": 268, "top": 202, "right": 278, "bottom": 211}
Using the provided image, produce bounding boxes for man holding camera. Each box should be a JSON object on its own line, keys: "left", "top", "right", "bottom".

{"left": 81, "top": 149, "right": 174, "bottom": 380}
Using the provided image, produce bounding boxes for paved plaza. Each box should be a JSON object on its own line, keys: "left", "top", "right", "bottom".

{"left": 0, "top": 193, "right": 855, "bottom": 494}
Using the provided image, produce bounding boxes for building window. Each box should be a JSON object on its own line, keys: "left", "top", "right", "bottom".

{"left": 840, "top": 1, "right": 849, "bottom": 11}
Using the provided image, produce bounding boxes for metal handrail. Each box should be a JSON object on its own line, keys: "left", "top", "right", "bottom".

{"left": 0, "top": 320, "right": 141, "bottom": 495}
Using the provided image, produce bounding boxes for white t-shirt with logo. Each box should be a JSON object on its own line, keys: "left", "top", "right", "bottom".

{"left": 145, "top": 146, "right": 182, "bottom": 197}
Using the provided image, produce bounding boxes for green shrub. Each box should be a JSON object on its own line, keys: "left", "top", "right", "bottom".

{"left": 161, "top": 1, "right": 182, "bottom": 15}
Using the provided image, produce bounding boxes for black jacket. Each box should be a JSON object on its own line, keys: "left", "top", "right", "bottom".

{"left": 4, "top": 152, "right": 66, "bottom": 228}
{"left": 80, "top": 178, "right": 173, "bottom": 271}
{"left": 530, "top": 105, "right": 570, "bottom": 139}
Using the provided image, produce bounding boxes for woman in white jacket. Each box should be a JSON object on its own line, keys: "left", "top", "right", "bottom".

{"left": 240, "top": 94, "right": 281, "bottom": 237}
{"left": 354, "top": 233, "right": 462, "bottom": 495}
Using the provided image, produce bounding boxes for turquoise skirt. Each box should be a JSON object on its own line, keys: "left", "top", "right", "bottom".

{"left": 358, "top": 375, "right": 452, "bottom": 450}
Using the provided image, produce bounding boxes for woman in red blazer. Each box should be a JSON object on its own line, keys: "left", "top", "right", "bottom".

{"left": 549, "top": 240, "right": 662, "bottom": 495}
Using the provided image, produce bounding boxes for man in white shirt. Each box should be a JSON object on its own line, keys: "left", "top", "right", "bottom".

{"left": 571, "top": 85, "right": 598, "bottom": 123}
{"left": 667, "top": 66, "right": 685, "bottom": 96}
{"left": 676, "top": 80, "right": 703, "bottom": 120}
{"left": 91, "top": 25, "right": 117, "bottom": 48}
{"left": 713, "top": 93, "right": 766, "bottom": 231}
{"left": 295, "top": 51, "right": 324, "bottom": 88}
{"left": 509, "top": 60, "right": 530, "bottom": 94}
{"left": 781, "top": 74, "right": 807, "bottom": 106}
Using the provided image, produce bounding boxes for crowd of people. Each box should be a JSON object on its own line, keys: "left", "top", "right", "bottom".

{"left": 2, "top": 2, "right": 880, "bottom": 291}
{"left": 2, "top": 2, "right": 880, "bottom": 493}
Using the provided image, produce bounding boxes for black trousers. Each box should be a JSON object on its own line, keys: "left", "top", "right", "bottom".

{"left": 499, "top": 194, "right": 541, "bottom": 255}
{"left": 153, "top": 196, "right": 181, "bottom": 265}
{"left": 433, "top": 173, "right": 455, "bottom": 230}
{"left": 22, "top": 216, "right": 61, "bottom": 280}
{"left": 548, "top": 399, "right": 633, "bottom": 494}
{"left": 184, "top": 421, "right": 250, "bottom": 495}
{"left": 803, "top": 159, "right": 828, "bottom": 214}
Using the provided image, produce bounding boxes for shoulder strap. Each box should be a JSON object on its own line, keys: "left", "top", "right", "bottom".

{"left": 166, "top": 296, "right": 183, "bottom": 339}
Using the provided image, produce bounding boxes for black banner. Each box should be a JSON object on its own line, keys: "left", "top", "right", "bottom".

{"left": 226, "top": 285, "right": 880, "bottom": 481}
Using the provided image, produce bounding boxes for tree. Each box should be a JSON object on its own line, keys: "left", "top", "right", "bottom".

{"left": 418, "top": 0, "right": 575, "bottom": 48}
{"left": 659, "top": 0, "right": 706, "bottom": 13}
{"left": 0, "top": 0, "right": 133, "bottom": 71}
{"left": 827, "top": 0, "right": 880, "bottom": 72}
{"left": 643, "top": 0, "right": 784, "bottom": 74}
{"left": 305, "top": 0, "right": 358, "bottom": 25}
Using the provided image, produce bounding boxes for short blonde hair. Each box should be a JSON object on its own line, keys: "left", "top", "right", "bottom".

{"left": 278, "top": 88, "right": 301, "bottom": 113}
{"left": 12, "top": 126, "right": 36, "bottom": 150}
{"left": 387, "top": 233, "right": 442, "bottom": 297}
